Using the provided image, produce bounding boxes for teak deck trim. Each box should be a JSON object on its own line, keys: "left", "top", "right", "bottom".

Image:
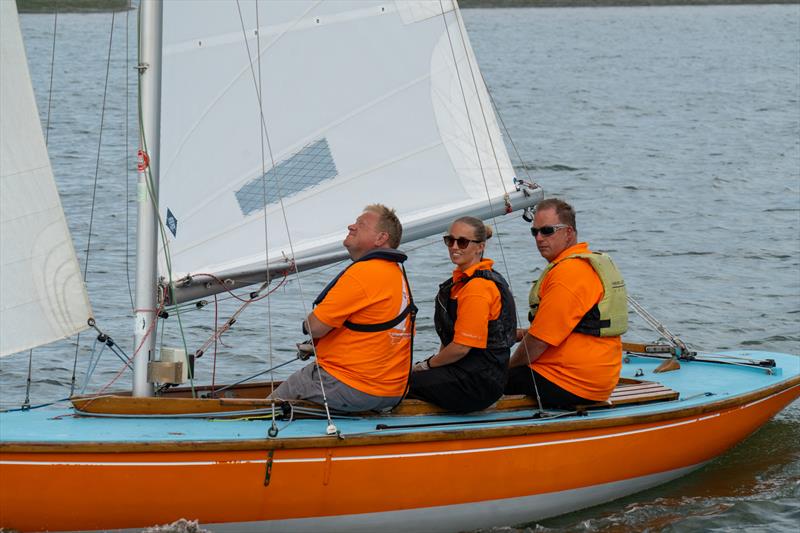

{"left": 69, "top": 377, "right": 677, "bottom": 417}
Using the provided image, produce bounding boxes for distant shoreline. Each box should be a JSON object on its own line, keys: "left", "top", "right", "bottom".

{"left": 15, "top": 0, "right": 800, "bottom": 13}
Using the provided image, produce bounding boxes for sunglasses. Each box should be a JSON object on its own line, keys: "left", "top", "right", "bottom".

{"left": 530, "top": 224, "right": 569, "bottom": 237}
{"left": 443, "top": 235, "right": 482, "bottom": 249}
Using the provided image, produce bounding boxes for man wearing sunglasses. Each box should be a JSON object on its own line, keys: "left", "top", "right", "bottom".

{"left": 505, "top": 198, "right": 628, "bottom": 409}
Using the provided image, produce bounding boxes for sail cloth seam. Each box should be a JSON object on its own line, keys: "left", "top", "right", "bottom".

{"left": 158, "top": 1, "right": 321, "bottom": 181}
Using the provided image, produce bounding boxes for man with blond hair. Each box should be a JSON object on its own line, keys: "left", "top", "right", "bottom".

{"left": 270, "top": 204, "right": 415, "bottom": 412}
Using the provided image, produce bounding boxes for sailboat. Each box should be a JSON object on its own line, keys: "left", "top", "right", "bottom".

{"left": 1, "top": 1, "right": 798, "bottom": 532}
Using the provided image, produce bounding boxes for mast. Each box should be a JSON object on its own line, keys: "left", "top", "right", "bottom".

{"left": 132, "top": 0, "right": 163, "bottom": 397}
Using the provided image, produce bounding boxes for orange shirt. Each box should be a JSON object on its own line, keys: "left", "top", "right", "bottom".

{"left": 312, "top": 258, "right": 412, "bottom": 397}
{"left": 528, "top": 242, "right": 622, "bottom": 401}
{"left": 450, "top": 259, "right": 502, "bottom": 349}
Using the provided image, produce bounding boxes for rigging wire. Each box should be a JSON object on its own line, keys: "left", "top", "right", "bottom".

{"left": 450, "top": 3, "right": 518, "bottom": 293}
{"left": 234, "top": 0, "right": 339, "bottom": 436}
{"left": 252, "top": 0, "right": 280, "bottom": 433}
{"left": 69, "top": 11, "right": 117, "bottom": 397}
{"left": 125, "top": 6, "right": 134, "bottom": 312}
{"left": 439, "top": 1, "right": 544, "bottom": 412}
{"left": 44, "top": 6, "right": 58, "bottom": 144}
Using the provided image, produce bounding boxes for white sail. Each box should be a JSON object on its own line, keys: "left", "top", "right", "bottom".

{"left": 157, "top": 0, "right": 540, "bottom": 302}
{"left": 0, "top": 0, "right": 93, "bottom": 357}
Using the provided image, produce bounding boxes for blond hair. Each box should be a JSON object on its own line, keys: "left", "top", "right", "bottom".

{"left": 364, "top": 204, "right": 403, "bottom": 248}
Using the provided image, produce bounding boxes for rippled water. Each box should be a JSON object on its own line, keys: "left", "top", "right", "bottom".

{"left": 5, "top": 4, "right": 800, "bottom": 532}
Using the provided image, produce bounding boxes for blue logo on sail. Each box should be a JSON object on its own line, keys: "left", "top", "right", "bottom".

{"left": 234, "top": 138, "right": 338, "bottom": 216}
{"left": 166, "top": 208, "right": 178, "bottom": 237}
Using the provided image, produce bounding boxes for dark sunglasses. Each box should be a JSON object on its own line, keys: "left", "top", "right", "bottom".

{"left": 530, "top": 224, "right": 569, "bottom": 238}
{"left": 443, "top": 235, "right": 482, "bottom": 249}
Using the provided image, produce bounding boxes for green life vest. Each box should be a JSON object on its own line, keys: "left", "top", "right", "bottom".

{"left": 528, "top": 251, "right": 628, "bottom": 337}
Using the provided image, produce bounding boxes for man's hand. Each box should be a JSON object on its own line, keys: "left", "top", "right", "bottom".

{"left": 296, "top": 341, "right": 315, "bottom": 360}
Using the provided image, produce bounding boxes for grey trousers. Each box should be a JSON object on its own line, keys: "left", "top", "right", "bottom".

{"left": 269, "top": 362, "right": 402, "bottom": 413}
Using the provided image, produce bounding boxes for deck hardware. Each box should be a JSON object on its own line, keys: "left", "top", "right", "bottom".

{"left": 323, "top": 449, "right": 333, "bottom": 485}
{"left": 263, "top": 449, "right": 274, "bottom": 486}
{"left": 635, "top": 368, "right": 644, "bottom": 377}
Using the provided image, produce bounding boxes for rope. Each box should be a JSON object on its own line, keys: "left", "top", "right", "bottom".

{"left": 235, "top": 0, "right": 338, "bottom": 435}
{"left": 480, "top": 70, "right": 537, "bottom": 185}
{"left": 448, "top": 3, "right": 519, "bottom": 303}
{"left": 439, "top": 2, "right": 544, "bottom": 412}
{"left": 250, "top": 0, "right": 281, "bottom": 438}
{"left": 192, "top": 271, "right": 290, "bottom": 362}
{"left": 69, "top": 11, "right": 117, "bottom": 397}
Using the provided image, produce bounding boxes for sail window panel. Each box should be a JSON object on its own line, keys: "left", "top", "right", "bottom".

{"left": 234, "top": 139, "right": 337, "bottom": 216}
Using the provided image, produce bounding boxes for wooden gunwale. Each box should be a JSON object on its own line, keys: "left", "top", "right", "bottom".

{"left": 67, "top": 377, "right": 676, "bottom": 416}
{"left": 2, "top": 378, "right": 798, "bottom": 454}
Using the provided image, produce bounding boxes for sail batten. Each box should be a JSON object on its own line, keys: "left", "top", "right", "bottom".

{"left": 0, "top": 0, "right": 93, "bottom": 357}
{"left": 158, "top": 0, "right": 533, "bottom": 302}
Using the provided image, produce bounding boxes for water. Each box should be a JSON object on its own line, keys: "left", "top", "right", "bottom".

{"left": 4, "top": 4, "right": 800, "bottom": 531}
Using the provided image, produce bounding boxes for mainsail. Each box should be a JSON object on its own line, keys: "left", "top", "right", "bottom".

{"left": 0, "top": 0, "right": 93, "bottom": 357}
{"left": 157, "top": 0, "right": 540, "bottom": 303}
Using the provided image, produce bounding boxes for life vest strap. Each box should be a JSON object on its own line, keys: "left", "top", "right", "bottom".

{"left": 344, "top": 302, "right": 418, "bottom": 332}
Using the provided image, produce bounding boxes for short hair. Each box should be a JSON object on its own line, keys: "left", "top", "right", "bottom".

{"left": 364, "top": 204, "right": 402, "bottom": 248}
{"left": 535, "top": 198, "right": 576, "bottom": 231}
{"left": 451, "top": 216, "right": 493, "bottom": 242}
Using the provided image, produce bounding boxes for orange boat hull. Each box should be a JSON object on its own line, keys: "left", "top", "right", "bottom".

{"left": 2, "top": 384, "right": 797, "bottom": 532}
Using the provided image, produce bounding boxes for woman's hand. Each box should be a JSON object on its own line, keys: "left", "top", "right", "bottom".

{"left": 413, "top": 355, "right": 436, "bottom": 372}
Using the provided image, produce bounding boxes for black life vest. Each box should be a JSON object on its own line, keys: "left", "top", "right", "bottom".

{"left": 433, "top": 269, "right": 517, "bottom": 367}
{"left": 311, "top": 248, "right": 417, "bottom": 333}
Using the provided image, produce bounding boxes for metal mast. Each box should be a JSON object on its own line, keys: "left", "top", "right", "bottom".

{"left": 132, "top": 0, "right": 163, "bottom": 397}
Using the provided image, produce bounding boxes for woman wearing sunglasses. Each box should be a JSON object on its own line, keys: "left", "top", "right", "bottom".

{"left": 408, "top": 216, "right": 517, "bottom": 412}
